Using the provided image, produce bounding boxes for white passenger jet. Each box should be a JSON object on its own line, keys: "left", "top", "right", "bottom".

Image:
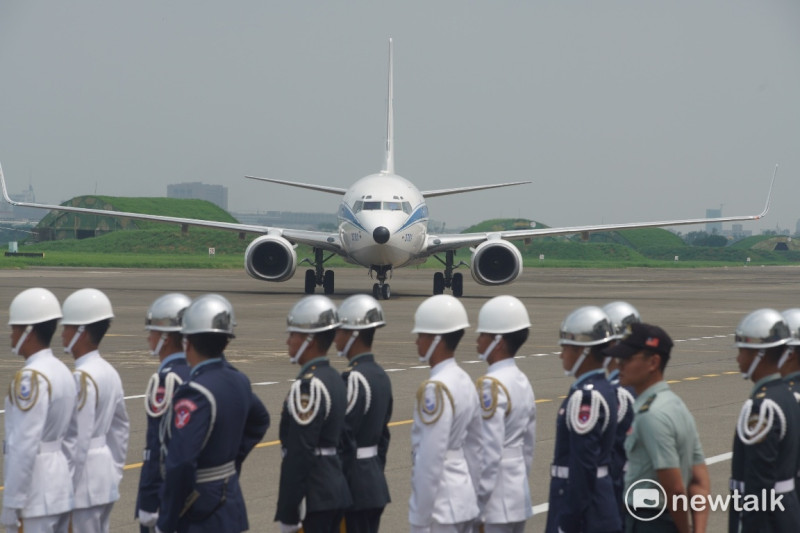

{"left": 0, "top": 40, "right": 777, "bottom": 300}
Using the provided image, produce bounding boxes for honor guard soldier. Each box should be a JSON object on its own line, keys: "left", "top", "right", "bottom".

{"left": 409, "top": 294, "right": 482, "bottom": 533}
{"left": 136, "top": 293, "right": 193, "bottom": 532}
{"left": 545, "top": 306, "right": 621, "bottom": 533}
{"left": 780, "top": 309, "right": 800, "bottom": 503}
{"left": 602, "top": 301, "right": 640, "bottom": 523}
{"left": 61, "top": 288, "right": 130, "bottom": 533}
{"left": 729, "top": 309, "right": 800, "bottom": 532}
{"left": 474, "top": 296, "right": 536, "bottom": 533}
{"left": 335, "top": 294, "right": 393, "bottom": 533}
{"left": 1, "top": 288, "right": 77, "bottom": 533}
{"left": 605, "top": 323, "right": 709, "bottom": 533}
{"left": 276, "top": 295, "right": 352, "bottom": 533}
{"left": 156, "top": 294, "right": 269, "bottom": 533}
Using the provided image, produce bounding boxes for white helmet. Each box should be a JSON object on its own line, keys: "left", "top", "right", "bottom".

{"left": 9, "top": 288, "right": 62, "bottom": 325}
{"left": 287, "top": 295, "right": 340, "bottom": 334}
{"left": 476, "top": 295, "right": 531, "bottom": 334}
{"left": 735, "top": 308, "right": 790, "bottom": 349}
{"left": 412, "top": 294, "right": 469, "bottom": 335}
{"left": 338, "top": 294, "right": 385, "bottom": 330}
{"left": 603, "top": 301, "right": 641, "bottom": 339}
{"left": 181, "top": 294, "right": 236, "bottom": 336}
{"left": 559, "top": 306, "right": 614, "bottom": 346}
{"left": 61, "top": 288, "right": 114, "bottom": 326}
{"left": 145, "top": 293, "right": 192, "bottom": 332}
{"left": 781, "top": 309, "right": 800, "bottom": 347}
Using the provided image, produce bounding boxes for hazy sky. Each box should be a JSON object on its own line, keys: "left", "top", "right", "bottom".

{"left": 1, "top": 1, "right": 798, "bottom": 232}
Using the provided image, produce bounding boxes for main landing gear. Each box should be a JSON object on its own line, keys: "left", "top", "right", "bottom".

{"left": 432, "top": 250, "right": 468, "bottom": 297}
{"left": 301, "top": 248, "right": 336, "bottom": 295}
{"left": 370, "top": 265, "right": 393, "bottom": 300}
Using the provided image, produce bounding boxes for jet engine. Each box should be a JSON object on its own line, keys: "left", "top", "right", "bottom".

{"left": 470, "top": 240, "right": 523, "bottom": 286}
{"left": 244, "top": 235, "right": 297, "bottom": 282}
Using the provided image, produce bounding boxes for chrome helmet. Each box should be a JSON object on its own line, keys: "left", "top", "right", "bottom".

{"left": 145, "top": 293, "right": 192, "bottom": 332}
{"left": 559, "top": 306, "right": 614, "bottom": 346}
{"left": 181, "top": 294, "right": 236, "bottom": 337}
{"left": 602, "top": 301, "right": 641, "bottom": 339}
{"left": 782, "top": 308, "right": 800, "bottom": 347}
{"left": 338, "top": 294, "right": 385, "bottom": 330}
{"left": 735, "top": 308, "right": 790, "bottom": 349}
{"left": 287, "top": 295, "right": 340, "bottom": 334}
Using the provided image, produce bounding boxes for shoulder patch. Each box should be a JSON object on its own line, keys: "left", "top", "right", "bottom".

{"left": 415, "top": 380, "right": 454, "bottom": 425}
{"left": 287, "top": 377, "right": 331, "bottom": 425}
{"left": 74, "top": 370, "right": 99, "bottom": 411}
{"left": 9, "top": 369, "right": 51, "bottom": 411}
{"left": 736, "top": 398, "right": 787, "bottom": 445}
{"left": 174, "top": 398, "right": 198, "bottom": 429}
{"left": 638, "top": 393, "right": 657, "bottom": 414}
{"left": 565, "top": 389, "right": 610, "bottom": 435}
{"left": 346, "top": 370, "right": 372, "bottom": 415}
{"left": 475, "top": 375, "right": 512, "bottom": 419}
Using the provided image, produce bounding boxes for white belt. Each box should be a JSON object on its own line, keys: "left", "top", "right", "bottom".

{"left": 445, "top": 448, "right": 465, "bottom": 461}
{"left": 730, "top": 478, "right": 795, "bottom": 494}
{"left": 39, "top": 439, "right": 62, "bottom": 453}
{"left": 357, "top": 445, "right": 378, "bottom": 459}
{"left": 551, "top": 464, "right": 609, "bottom": 479}
{"left": 89, "top": 436, "right": 106, "bottom": 449}
{"left": 502, "top": 447, "right": 523, "bottom": 459}
{"left": 195, "top": 461, "right": 236, "bottom": 484}
{"left": 314, "top": 447, "right": 337, "bottom": 457}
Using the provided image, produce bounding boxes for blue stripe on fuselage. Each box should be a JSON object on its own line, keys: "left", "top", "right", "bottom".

{"left": 338, "top": 204, "right": 368, "bottom": 232}
{"left": 395, "top": 204, "right": 428, "bottom": 233}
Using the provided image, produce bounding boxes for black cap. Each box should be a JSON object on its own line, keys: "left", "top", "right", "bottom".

{"left": 603, "top": 322, "right": 673, "bottom": 360}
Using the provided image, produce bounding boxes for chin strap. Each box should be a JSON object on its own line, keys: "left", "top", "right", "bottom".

{"left": 419, "top": 335, "right": 442, "bottom": 364}
{"left": 12, "top": 325, "right": 33, "bottom": 356}
{"left": 64, "top": 325, "right": 85, "bottom": 356}
{"left": 151, "top": 332, "right": 168, "bottom": 357}
{"left": 291, "top": 334, "right": 314, "bottom": 364}
{"left": 777, "top": 346, "right": 794, "bottom": 370}
{"left": 565, "top": 347, "right": 590, "bottom": 377}
{"left": 479, "top": 334, "right": 503, "bottom": 362}
{"left": 338, "top": 331, "right": 359, "bottom": 358}
{"left": 742, "top": 349, "right": 766, "bottom": 380}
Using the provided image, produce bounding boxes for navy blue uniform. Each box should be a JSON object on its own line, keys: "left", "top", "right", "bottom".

{"left": 546, "top": 370, "right": 621, "bottom": 533}
{"left": 340, "top": 353, "right": 393, "bottom": 533}
{"left": 136, "top": 352, "right": 191, "bottom": 532}
{"left": 157, "top": 357, "right": 269, "bottom": 533}
{"left": 275, "top": 357, "right": 352, "bottom": 532}
{"left": 729, "top": 374, "right": 800, "bottom": 533}
{"left": 785, "top": 370, "right": 800, "bottom": 505}
{"left": 608, "top": 368, "right": 635, "bottom": 524}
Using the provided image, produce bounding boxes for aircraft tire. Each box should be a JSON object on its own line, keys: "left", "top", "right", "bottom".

{"left": 323, "top": 270, "right": 335, "bottom": 294}
{"left": 452, "top": 273, "right": 463, "bottom": 297}
{"left": 381, "top": 284, "right": 391, "bottom": 300}
{"left": 304, "top": 269, "right": 316, "bottom": 294}
{"left": 373, "top": 283, "right": 381, "bottom": 299}
{"left": 433, "top": 272, "right": 445, "bottom": 295}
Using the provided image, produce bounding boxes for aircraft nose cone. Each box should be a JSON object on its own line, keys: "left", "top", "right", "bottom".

{"left": 373, "top": 226, "right": 390, "bottom": 245}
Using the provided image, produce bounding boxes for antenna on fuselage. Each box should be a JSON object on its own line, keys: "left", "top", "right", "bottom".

{"left": 382, "top": 38, "right": 395, "bottom": 176}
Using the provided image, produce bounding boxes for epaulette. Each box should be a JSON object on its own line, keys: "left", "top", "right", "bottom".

{"left": 346, "top": 370, "right": 372, "bottom": 415}
{"left": 565, "top": 388, "right": 610, "bottom": 435}
{"left": 287, "top": 376, "right": 331, "bottom": 426}
{"left": 415, "top": 380, "right": 454, "bottom": 425}
{"left": 74, "top": 370, "right": 99, "bottom": 411}
{"left": 737, "top": 398, "right": 786, "bottom": 445}
{"left": 617, "top": 387, "right": 635, "bottom": 422}
{"left": 638, "top": 393, "right": 657, "bottom": 414}
{"left": 8, "top": 369, "right": 51, "bottom": 411}
{"left": 475, "top": 375, "right": 512, "bottom": 420}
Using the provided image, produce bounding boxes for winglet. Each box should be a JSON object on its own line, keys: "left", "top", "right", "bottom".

{"left": 0, "top": 161, "right": 18, "bottom": 205}
{"left": 757, "top": 164, "right": 778, "bottom": 219}
{"left": 382, "top": 38, "right": 395, "bottom": 176}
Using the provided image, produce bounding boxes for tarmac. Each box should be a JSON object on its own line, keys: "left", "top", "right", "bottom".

{"left": 1, "top": 264, "right": 799, "bottom": 531}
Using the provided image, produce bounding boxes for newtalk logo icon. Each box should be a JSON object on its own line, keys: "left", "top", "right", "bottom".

{"left": 625, "top": 478, "right": 787, "bottom": 521}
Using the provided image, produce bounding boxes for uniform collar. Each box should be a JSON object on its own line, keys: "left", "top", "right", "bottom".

{"left": 25, "top": 348, "right": 54, "bottom": 366}
{"left": 751, "top": 373, "right": 782, "bottom": 396}
{"left": 430, "top": 357, "right": 456, "bottom": 377}
{"left": 74, "top": 349, "right": 100, "bottom": 367}
{"left": 633, "top": 380, "right": 669, "bottom": 411}
{"left": 190, "top": 356, "right": 223, "bottom": 377}
{"left": 571, "top": 368, "right": 605, "bottom": 390}
{"left": 348, "top": 352, "right": 374, "bottom": 367}
{"left": 487, "top": 357, "right": 516, "bottom": 372}
{"left": 607, "top": 368, "right": 620, "bottom": 382}
{"left": 298, "top": 356, "right": 329, "bottom": 376}
{"left": 783, "top": 370, "right": 800, "bottom": 382}
{"left": 159, "top": 351, "right": 186, "bottom": 372}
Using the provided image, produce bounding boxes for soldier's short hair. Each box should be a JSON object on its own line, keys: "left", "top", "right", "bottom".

{"left": 187, "top": 332, "right": 230, "bottom": 358}
{"left": 502, "top": 328, "right": 529, "bottom": 356}
{"left": 84, "top": 319, "right": 111, "bottom": 345}
{"left": 31, "top": 319, "right": 59, "bottom": 346}
{"left": 441, "top": 330, "right": 465, "bottom": 352}
{"left": 314, "top": 329, "right": 337, "bottom": 353}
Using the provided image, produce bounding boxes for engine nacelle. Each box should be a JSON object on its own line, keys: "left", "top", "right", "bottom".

{"left": 470, "top": 240, "right": 523, "bottom": 286}
{"left": 244, "top": 235, "right": 297, "bottom": 282}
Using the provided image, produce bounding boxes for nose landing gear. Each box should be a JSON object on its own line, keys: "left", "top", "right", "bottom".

{"left": 370, "top": 265, "right": 393, "bottom": 300}
{"left": 301, "top": 247, "right": 336, "bottom": 295}
{"left": 432, "top": 250, "right": 467, "bottom": 297}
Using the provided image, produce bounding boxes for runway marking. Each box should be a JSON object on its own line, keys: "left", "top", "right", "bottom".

{"left": 385, "top": 369, "right": 406, "bottom": 372}
{"left": 703, "top": 374, "right": 720, "bottom": 378}
{"left": 252, "top": 381, "right": 279, "bottom": 386}
{"left": 683, "top": 377, "right": 700, "bottom": 381}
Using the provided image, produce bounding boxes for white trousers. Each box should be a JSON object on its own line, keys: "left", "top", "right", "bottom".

{"left": 410, "top": 521, "right": 477, "bottom": 533}
{"left": 6, "top": 513, "right": 70, "bottom": 533}
{"left": 71, "top": 503, "right": 113, "bottom": 533}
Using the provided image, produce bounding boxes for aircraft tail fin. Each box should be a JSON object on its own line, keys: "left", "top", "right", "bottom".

{"left": 382, "top": 38, "right": 395, "bottom": 176}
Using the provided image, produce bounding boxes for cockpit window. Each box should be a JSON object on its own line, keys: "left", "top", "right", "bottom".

{"left": 402, "top": 201, "right": 412, "bottom": 214}
{"left": 352, "top": 200, "right": 363, "bottom": 213}
{"left": 352, "top": 200, "right": 415, "bottom": 213}
{"left": 384, "top": 201, "right": 402, "bottom": 211}
{"left": 363, "top": 201, "right": 382, "bottom": 210}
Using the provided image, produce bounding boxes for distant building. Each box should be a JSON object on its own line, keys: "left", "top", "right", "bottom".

{"left": 167, "top": 182, "right": 228, "bottom": 210}
{"left": 706, "top": 208, "right": 722, "bottom": 234}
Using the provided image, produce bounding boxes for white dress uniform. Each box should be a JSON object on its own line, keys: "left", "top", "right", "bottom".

{"left": 2, "top": 348, "right": 77, "bottom": 533}
{"left": 67, "top": 350, "right": 130, "bottom": 533}
{"left": 410, "top": 358, "right": 482, "bottom": 532}
{"left": 476, "top": 358, "right": 536, "bottom": 533}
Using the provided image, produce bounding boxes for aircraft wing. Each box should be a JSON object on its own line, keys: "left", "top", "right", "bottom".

{"left": 424, "top": 167, "right": 777, "bottom": 254}
{"left": 245, "top": 175, "right": 347, "bottom": 195}
{"left": 0, "top": 163, "right": 343, "bottom": 253}
{"left": 421, "top": 181, "right": 531, "bottom": 198}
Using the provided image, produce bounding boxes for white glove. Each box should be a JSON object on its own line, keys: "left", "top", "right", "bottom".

{"left": 279, "top": 522, "right": 302, "bottom": 533}
{"left": 138, "top": 508, "right": 159, "bottom": 527}
{"left": 155, "top": 526, "right": 165, "bottom": 533}
{"left": 0, "top": 507, "right": 20, "bottom": 528}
